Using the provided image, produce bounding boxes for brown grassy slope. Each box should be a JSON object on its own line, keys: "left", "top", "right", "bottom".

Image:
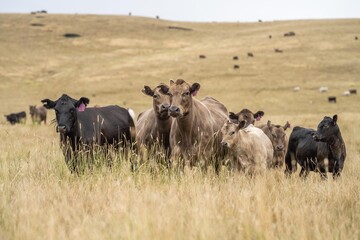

{"left": 0, "top": 14, "right": 359, "bottom": 120}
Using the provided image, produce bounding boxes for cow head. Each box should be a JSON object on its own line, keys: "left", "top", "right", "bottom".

{"left": 313, "top": 115, "right": 338, "bottom": 142}
{"left": 221, "top": 119, "right": 247, "bottom": 148}
{"left": 167, "top": 79, "right": 200, "bottom": 118}
{"left": 267, "top": 120, "right": 290, "bottom": 152}
{"left": 41, "top": 94, "right": 89, "bottom": 134}
{"left": 229, "top": 109, "right": 264, "bottom": 126}
{"left": 142, "top": 84, "right": 170, "bottom": 119}
{"left": 29, "top": 105, "right": 36, "bottom": 117}
{"left": 4, "top": 114, "right": 16, "bottom": 125}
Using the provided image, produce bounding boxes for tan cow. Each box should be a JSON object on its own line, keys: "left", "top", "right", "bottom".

{"left": 229, "top": 108, "right": 264, "bottom": 128}
{"left": 166, "top": 79, "right": 228, "bottom": 171}
{"left": 259, "top": 120, "right": 290, "bottom": 168}
{"left": 136, "top": 84, "right": 172, "bottom": 155}
{"left": 221, "top": 120, "right": 273, "bottom": 175}
{"left": 29, "top": 105, "right": 47, "bottom": 124}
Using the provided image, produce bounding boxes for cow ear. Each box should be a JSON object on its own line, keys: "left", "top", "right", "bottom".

{"left": 169, "top": 79, "right": 175, "bottom": 86}
{"left": 238, "top": 120, "right": 247, "bottom": 129}
{"left": 284, "top": 121, "right": 291, "bottom": 130}
{"left": 75, "top": 97, "right": 90, "bottom": 112}
{"left": 141, "top": 86, "right": 154, "bottom": 96}
{"left": 254, "top": 111, "right": 264, "bottom": 121}
{"left": 190, "top": 82, "right": 200, "bottom": 96}
{"left": 332, "top": 115, "right": 338, "bottom": 125}
{"left": 229, "top": 112, "right": 238, "bottom": 120}
{"left": 159, "top": 85, "right": 169, "bottom": 95}
{"left": 41, "top": 99, "right": 56, "bottom": 109}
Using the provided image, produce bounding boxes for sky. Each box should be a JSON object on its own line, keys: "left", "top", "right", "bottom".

{"left": 0, "top": 0, "right": 359, "bottom": 22}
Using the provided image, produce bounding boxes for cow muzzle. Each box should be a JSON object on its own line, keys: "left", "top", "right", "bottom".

{"left": 221, "top": 141, "right": 228, "bottom": 148}
{"left": 159, "top": 104, "right": 170, "bottom": 118}
{"left": 57, "top": 125, "right": 66, "bottom": 133}
{"left": 276, "top": 145, "right": 284, "bottom": 151}
{"left": 168, "top": 106, "right": 182, "bottom": 118}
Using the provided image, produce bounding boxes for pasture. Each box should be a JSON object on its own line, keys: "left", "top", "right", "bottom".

{"left": 1, "top": 14, "right": 360, "bottom": 239}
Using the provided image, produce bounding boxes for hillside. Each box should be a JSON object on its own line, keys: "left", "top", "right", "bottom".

{"left": 0, "top": 14, "right": 359, "bottom": 121}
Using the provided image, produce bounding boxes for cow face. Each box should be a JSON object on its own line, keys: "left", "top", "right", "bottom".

{"left": 221, "top": 120, "right": 247, "bottom": 148}
{"left": 229, "top": 109, "right": 264, "bottom": 125}
{"left": 29, "top": 105, "right": 36, "bottom": 117}
{"left": 167, "top": 79, "right": 200, "bottom": 118}
{"left": 142, "top": 84, "right": 170, "bottom": 119}
{"left": 267, "top": 121, "right": 290, "bottom": 151}
{"left": 4, "top": 114, "right": 16, "bottom": 125}
{"left": 41, "top": 94, "right": 89, "bottom": 134}
{"left": 313, "top": 115, "right": 338, "bottom": 142}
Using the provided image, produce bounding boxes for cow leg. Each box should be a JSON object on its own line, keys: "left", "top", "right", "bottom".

{"left": 319, "top": 166, "right": 328, "bottom": 180}
{"left": 285, "top": 151, "right": 296, "bottom": 176}
{"left": 299, "top": 167, "right": 309, "bottom": 178}
{"left": 333, "top": 160, "right": 343, "bottom": 179}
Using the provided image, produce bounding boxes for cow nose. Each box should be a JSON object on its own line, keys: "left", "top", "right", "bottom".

{"left": 169, "top": 106, "right": 180, "bottom": 114}
{"left": 160, "top": 104, "right": 170, "bottom": 111}
{"left": 57, "top": 125, "right": 66, "bottom": 133}
{"left": 276, "top": 145, "right": 284, "bottom": 151}
{"left": 221, "top": 141, "right": 228, "bottom": 147}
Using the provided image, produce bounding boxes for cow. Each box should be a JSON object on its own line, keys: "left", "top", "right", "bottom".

{"left": 319, "top": 86, "right": 328, "bottom": 93}
{"left": 293, "top": 86, "right": 300, "bottom": 92}
{"left": 259, "top": 120, "right": 291, "bottom": 168}
{"left": 274, "top": 48, "right": 283, "bottom": 53}
{"left": 221, "top": 120, "right": 273, "bottom": 175}
{"left": 166, "top": 79, "right": 228, "bottom": 172}
{"left": 233, "top": 64, "right": 240, "bottom": 69}
{"left": 4, "top": 111, "right": 26, "bottom": 125}
{"left": 229, "top": 109, "right": 264, "bottom": 128}
{"left": 247, "top": 52, "right": 254, "bottom": 57}
{"left": 342, "top": 91, "right": 350, "bottom": 96}
{"left": 199, "top": 55, "right": 206, "bottom": 59}
{"left": 284, "top": 115, "right": 346, "bottom": 179}
{"left": 41, "top": 94, "right": 136, "bottom": 173}
{"left": 328, "top": 96, "right": 336, "bottom": 103}
{"left": 349, "top": 89, "right": 357, "bottom": 95}
{"left": 269, "top": 35, "right": 272, "bottom": 39}
{"left": 233, "top": 56, "right": 239, "bottom": 60}
{"left": 136, "top": 84, "right": 172, "bottom": 156}
{"left": 355, "top": 36, "right": 358, "bottom": 40}
{"left": 29, "top": 105, "right": 47, "bottom": 124}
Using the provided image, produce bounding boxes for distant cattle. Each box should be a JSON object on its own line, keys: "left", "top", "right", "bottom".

{"left": 166, "top": 79, "right": 228, "bottom": 172}
{"left": 42, "top": 94, "right": 136, "bottom": 173}
{"left": 233, "top": 56, "right": 238, "bottom": 60}
{"left": 274, "top": 48, "right": 283, "bottom": 53}
{"left": 129, "top": 12, "right": 132, "bottom": 16}
{"left": 259, "top": 120, "right": 291, "bottom": 168}
{"left": 349, "top": 89, "right": 357, "bottom": 95}
{"left": 4, "top": 111, "right": 26, "bottom": 125}
{"left": 293, "top": 86, "right": 300, "bottom": 92}
{"left": 319, "top": 86, "right": 328, "bottom": 93}
{"left": 258, "top": 19, "right": 262, "bottom": 23}
{"left": 284, "top": 31, "right": 296, "bottom": 37}
{"left": 247, "top": 52, "right": 254, "bottom": 57}
{"left": 355, "top": 36, "right": 358, "bottom": 40}
{"left": 221, "top": 120, "right": 273, "bottom": 175}
{"left": 229, "top": 109, "right": 264, "bottom": 128}
{"left": 342, "top": 91, "right": 350, "bottom": 96}
{"left": 136, "top": 84, "right": 172, "bottom": 156}
{"left": 29, "top": 105, "right": 47, "bottom": 124}
{"left": 233, "top": 64, "right": 240, "bottom": 69}
{"left": 199, "top": 55, "right": 206, "bottom": 59}
{"left": 63, "top": 33, "right": 81, "bottom": 38}
{"left": 328, "top": 96, "right": 336, "bottom": 103}
{"left": 285, "top": 115, "right": 346, "bottom": 179}
{"left": 269, "top": 35, "right": 272, "bottom": 39}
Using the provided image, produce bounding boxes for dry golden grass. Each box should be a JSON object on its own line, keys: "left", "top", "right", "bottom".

{"left": 0, "top": 14, "right": 360, "bottom": 239}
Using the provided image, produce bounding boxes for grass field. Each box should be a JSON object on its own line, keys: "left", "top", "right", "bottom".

{"left": 0, "top": 14, "right": 360, "bottom": 239}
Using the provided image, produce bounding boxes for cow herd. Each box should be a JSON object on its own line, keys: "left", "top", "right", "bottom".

{"left": 3, "top": 79, "right": 346, "bottom": 178}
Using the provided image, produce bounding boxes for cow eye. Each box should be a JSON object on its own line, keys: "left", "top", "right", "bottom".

{"left": 230, "top": 131, "right": 235, "bottom": 136}
{"left": 183, "top": 92, "right": 190, "bottom": 96}
{"left": 167, "top": 93, "right": 173, "bottom": 97}
{"left": 153, "top": 95, "right": 158, "bottom": 99}
{"left": 272, "top": 134, "right": 276, "bottom": 138}
{"left": 69, "top": 108, "right": 75, "bottom": 113}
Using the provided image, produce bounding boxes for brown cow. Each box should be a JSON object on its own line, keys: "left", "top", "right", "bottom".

{"left": 229, "top": 109, "right": 264, "bottom": 128}
{"left": 221, "top": 120, "right": 273, "bottom": 175}
{"left": 259, "top": 120, "right": 291, "bottom": 168}
{"left": 166, "top": 79, "right": 228, "bottom": 171}
{"left": 29, "top": 105, "right": 47, "bottom": 124}
{"left": 136, "top": 84, "right": 172, "bottom": 155}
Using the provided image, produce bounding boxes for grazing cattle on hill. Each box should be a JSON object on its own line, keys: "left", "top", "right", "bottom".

{"left": 274, "top": 48, "right": 283, "bottom": 53}
{"left": 29, "top": 105, "right": 47, "bottom": 124}
{"left": 229, "top": 109, "right": 264, "bottom": 128}
{"left": 42, "top": 94, "right": 136, "bottom": 173}
{"left": 293, "top": 86, "right": 300, "bottom": 92}
{"left": 233, "top": 64, "right": 240, "bottom": 69}
{"left": 328, "top": 96, "right": 336, "bottom": 103}
{"left": 221, "top": 120, "right": 273, "bottom": 175}
{"left": 166, "top": 79, "right": 228, "bottom": 171}
{"left": 247, "top": 52, "right": 254, "bottom": 57}
{"left": 269, "top": 35, "right": 272, "bottom": 39}
{"left": 199, "top": 55, "right": 206, "bottom": 59}
{"left": 342, "top": 91, "right": 350, "bottom": 96}
{"left": 233, "top": 56, "right": 238, "bottom": 60}
{"left": 285, "top": 115, "right": 346, "bottom": 179}
{"left": 4, "top": 111, "right": 26, "bottom": 125}
{"left": 349, "top": 89, "right": 357, "bottom": 95}
{"left": 259, "top": 120, "right": 291, "bottom": 168}
{"left": 136, "top": 84, "right": 172, "bottom": 155}
{"left": 319, "top": 86, "right": 328, "bottom": 93}
{"left": 355, "top": 36, "right": 358, "bottom": 40}
{"left": 284, "top": 31, "right": 295, "bottom": 37}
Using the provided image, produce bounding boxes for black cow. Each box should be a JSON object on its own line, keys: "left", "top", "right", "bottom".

{"left": 199, "top": 55, "right": 206, "bottom": 59}
{"left": 4, "top": 111, "right": 26, "bottom": 125}
{"left": 328, "top": 96, "right": 336, "bottom": 103}
{"left": 349, "top": 89, "right": 357, "bottom": 95}
{"left": 42, "top": 94, "right": 136, "bottom": 172}
{"left": 233, "top": 64, "right": 240, "bottom": 69}
{"left": 247, "top": 52, "right": 254, "bottom": 57}
{"left": 233, "top": 56, "right": 239, "bottom": 60}
{"left": 285, "top": 115, "right": 346, "bottom": 179}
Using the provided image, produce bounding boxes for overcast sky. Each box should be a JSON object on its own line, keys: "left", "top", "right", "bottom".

{"left": 0, "top": 0, "right": 359, "bottom": 22}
